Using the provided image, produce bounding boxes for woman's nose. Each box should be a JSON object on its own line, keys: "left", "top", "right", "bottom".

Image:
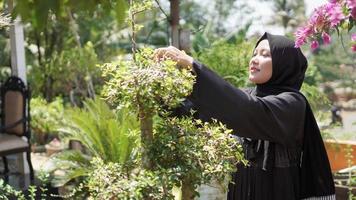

{"left": 250, "top": 57, "right": 258, "bottom": 65}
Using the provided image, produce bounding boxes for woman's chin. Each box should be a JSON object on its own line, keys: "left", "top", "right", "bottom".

{"left": 248, "top": 76, "right": 257, "bottom": 84}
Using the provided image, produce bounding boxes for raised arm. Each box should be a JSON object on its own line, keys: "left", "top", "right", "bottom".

{"left": 188, "top": 61, "right": 306, "bottom": 147}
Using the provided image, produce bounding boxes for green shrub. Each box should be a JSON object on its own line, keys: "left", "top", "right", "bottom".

{"left": 151, "top": 117, "right": 245, "bottom": 196}
{"left": 98, "top": 48, "right": 246, "bottom": 199}
{"left": 193, "top": 40, "right": 254, "bottom": 87}
{"left": 30, "top": 97, "right": 64, "bottom": 145}
{"left": 86, "top": 158, "right": 171, "bottom": 200}
{"left": 49, "top": 98, "right": 140, "bottom": 187}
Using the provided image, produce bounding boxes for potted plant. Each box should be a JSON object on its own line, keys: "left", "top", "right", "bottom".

{"left": 30, "top": 97, "right": 64, "bottom": 152}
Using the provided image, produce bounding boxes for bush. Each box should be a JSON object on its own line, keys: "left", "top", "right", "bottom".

{"left": 49, "top": 98, "right": 140, "bottom": 188}
{"left": 31, "top": 97, "right": 64, "bottom": 145}
{"left": 98, "top": 48, "right": 246, "bottom": 199}
{"left": 193, "top": 39, "right": 254, "bottom": 87}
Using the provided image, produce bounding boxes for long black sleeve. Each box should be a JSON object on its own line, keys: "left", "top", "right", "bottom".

{"left": 188, "top": 61, "right": 306, "bottom": 147}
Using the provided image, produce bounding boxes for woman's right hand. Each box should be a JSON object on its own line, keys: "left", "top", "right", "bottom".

{"left": 154, "top": 46, "right": 194, "bottom": 70}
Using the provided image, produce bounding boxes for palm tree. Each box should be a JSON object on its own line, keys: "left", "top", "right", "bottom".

{"left": 50, "top": 98, "right": 140, "bottom": 187}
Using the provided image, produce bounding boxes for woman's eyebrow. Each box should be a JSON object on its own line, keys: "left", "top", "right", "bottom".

{"left": 255, "top": 48, "right": 271, "bottom": 53}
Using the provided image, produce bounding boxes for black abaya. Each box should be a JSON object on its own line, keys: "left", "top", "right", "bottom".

{"left": 180, "top": 33, "right": 335, "bottom": 200}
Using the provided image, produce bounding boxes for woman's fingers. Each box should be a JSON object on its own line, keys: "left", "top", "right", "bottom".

{"left": 154, "top": 48, "right": 166, "bottom": 61}
{"left": 153, "top": 46, "right": 193, "bottom": 70}
{"left": 155, "top": 47, "right": 179, "bottom": 61}
{"left": 163, "top": 51, "right": 179, "bottom": 60}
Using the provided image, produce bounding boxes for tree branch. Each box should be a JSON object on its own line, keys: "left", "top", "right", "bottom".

{"left": 154, "top": 0, "right": 169, "bottom": 19}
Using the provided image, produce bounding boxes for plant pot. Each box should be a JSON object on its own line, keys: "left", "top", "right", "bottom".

{"left": 335, "top": 185, "right": 356, "bottom": 200}
{"left": 45, "top": 139, "right": 64, "bottom": 156}
{"left": 31, "top": 144, "right": 46, "bottom": 153}
{"left": 45, "top": 145, "right": 63, "bottom": 156}
{"left": 324, "top": 139, "right": 356, "bottom": 172}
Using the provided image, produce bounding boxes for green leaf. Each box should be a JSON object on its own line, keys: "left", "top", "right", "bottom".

{"left": 52, "top": 98, "right": 140, "bottom": 186}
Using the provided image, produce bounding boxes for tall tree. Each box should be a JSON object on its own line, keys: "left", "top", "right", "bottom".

{"left": 154, "top": 0, "right": 252, "bottom": 45}
{"left": 0, "top": 0, "right": 128, "bottom": 102}
{"left": 170, "top": 0, "right": 180, "bottom": 47}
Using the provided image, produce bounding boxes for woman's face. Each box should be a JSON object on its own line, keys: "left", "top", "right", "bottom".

{"left": 248, "top": 39, "right": 273, "bottom": 84}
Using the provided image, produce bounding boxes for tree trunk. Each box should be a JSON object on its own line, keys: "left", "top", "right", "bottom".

{"left": 67, "top": 8, "right": 96, "bottom": 99}
{"left": 130, "top": 0, "right": 137, "bottom": 60}
{"left": 139, "top": 109, "right": 153, "bottom": 169}
{"left": 45, "top": 75, "right": 53, "bottom": 102}
{"left": 170, "top": 0, "right": 180, "bottom": 48}
{"left": 181, "top": 178, "right": 195, "bottom": 200}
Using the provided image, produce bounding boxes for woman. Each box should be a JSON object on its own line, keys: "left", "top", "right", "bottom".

{"left": 155, "top": 32, "right": 335, "bottom": 200}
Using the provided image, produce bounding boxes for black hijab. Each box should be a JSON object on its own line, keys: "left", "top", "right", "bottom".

{"left": 254, "top": 32, "right": 335, "bottom": 199}
{"left": 255, "top": 32, "right": 307, "bottom": 92}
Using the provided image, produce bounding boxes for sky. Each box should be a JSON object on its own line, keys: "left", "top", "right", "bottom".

{"left": 161, "top": 0, "right": 328, "bottom": 36}
{"left": 305, "top": 0, "right": 328, "bottom": 15}
{"left": 244, "top": 0, "right": 327, "bottom": 36}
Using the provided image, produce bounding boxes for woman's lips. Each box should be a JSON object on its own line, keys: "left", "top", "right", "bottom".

{"left": 250, "top": 66, "right": 260, "bottom": 73}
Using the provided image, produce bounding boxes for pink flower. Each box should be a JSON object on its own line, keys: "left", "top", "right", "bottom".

{"left": 311, "top": 40, "right": 319, "bottom": 50}
{"left": 325, "top": 2, "right": 345, "bottom": 27}
{"left": 351, "top": 7, "right": 356, "bottom": 19}
{"left": 351, "top": 44, "right": 356, "bottom": 52}
{"left": 310, "top": 6, "right": 328, "bottom": 30}
{"left": 322, "top": 32, "right": 332, "bottom": 44}
{"left": 352, "top": 34, "right": 356, "bottom": 52}
{"left": 294, "top": 0, "right": 353, "bottom": 49}
{"left": 347, "top": 0, "right": 356, "bottom": 9}
{"left": 294, "top": 26, "right": 314, "bottom": 47}
{"left": 294, "top": 39, "right": 305, "bottom": 48}
{"left": 347, "top": 0, "right": 356, "bottom": 19}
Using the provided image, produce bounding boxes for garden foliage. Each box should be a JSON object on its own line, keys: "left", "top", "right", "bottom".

{"left": 49, "top": 98, "right": 140, "bottom": 188}
{"left": 31, "top": 97, "right": 64, "bottom": 145}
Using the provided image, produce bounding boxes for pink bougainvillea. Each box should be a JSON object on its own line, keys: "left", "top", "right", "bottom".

{"left": 311, "top": 40, "right": 320, "bottom": 50}
{"left": 295, "top": 0, "right": 355, "bottom": 52}
{"left": 322, "top": 32, "right": 332, "bottom": 44}
{"left": 352, "top": 33, "right": 356, "bottom": 51}
{"left": 347, "top": 0, "right": 356, "bottom": 19}
{"left": 325, "top": 2, "right": 345, "bottom": 27}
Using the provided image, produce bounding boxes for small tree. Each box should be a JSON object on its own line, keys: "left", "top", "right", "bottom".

{"left": 101, "top": 48, "right": 195, "bottom": 170}
{"left": 101, "top": 50, "right": 246, "bottom": 197}
{"left": 45, "top": 1, "right": 245, "bottom": 199}
{"left": 99, "top": 1, "right": 245, "bottom": 199}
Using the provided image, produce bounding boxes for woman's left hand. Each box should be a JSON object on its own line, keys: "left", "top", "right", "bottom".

{"left": 154, "top": 46, "right": 194, "bottom": 70}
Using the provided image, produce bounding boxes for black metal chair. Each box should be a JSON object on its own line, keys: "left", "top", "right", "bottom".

{"left": 0, "top": 76, "right": 34, "bottom": 180}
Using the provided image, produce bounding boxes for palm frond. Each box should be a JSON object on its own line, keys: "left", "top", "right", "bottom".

{"left": 49, "top": 150, "right": 92, "bottom": 187}
{"left": 52, "top": 98, "right": 140, "bottom": 186}
{"left": 52, "top": 167, "right": 91, "bottom": 187}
